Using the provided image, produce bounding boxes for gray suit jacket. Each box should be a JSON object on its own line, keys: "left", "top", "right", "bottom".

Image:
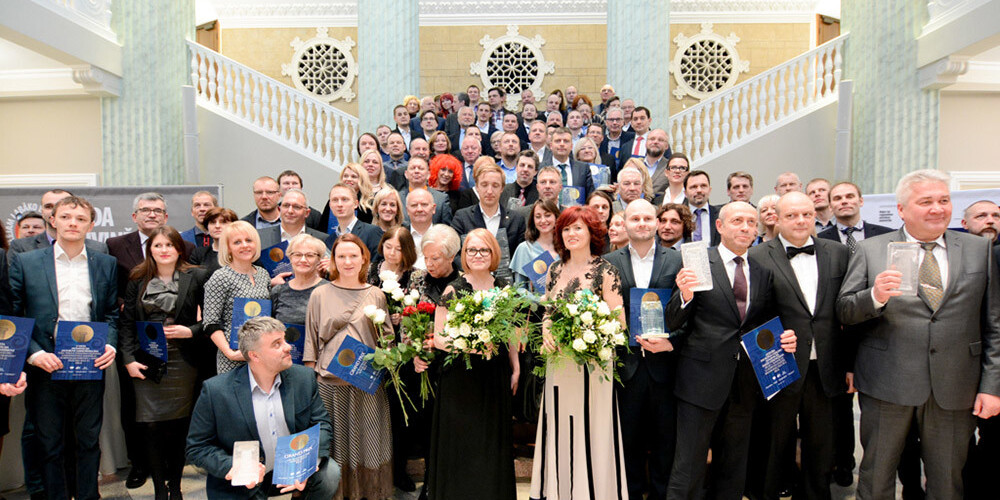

{"left": 647, "top": 156, "right": 670, "bottom": 198}
{"left": 836, "top": 229, "right": 1000, "bottom": 410}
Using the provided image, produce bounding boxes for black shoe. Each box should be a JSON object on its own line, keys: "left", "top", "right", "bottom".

{"left": 901, "top": 485, "right": 926, "bottom": 500}
{"left": 833, "top": 467, "right": 854, "bottom": 487}
{"left": 29, "top": 493, "right": 46, "bottom": 500}
{"left": 126, "top": 467, "right": 149, "bottom": 489}
{"left": 395, "top": 473, "right": 416, "bottom": 492}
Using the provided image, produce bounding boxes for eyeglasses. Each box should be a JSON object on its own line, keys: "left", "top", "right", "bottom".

{"left": 289, "top": 252, "right": 321, "bottom": 260}
{"left": 668, "top": 165, "right": 690, "bottom": 172}
{"left": 253, "top": 190, "right": 280, "bottom": 197}
{"left": 465, "top": 247, "right": 492, "bottom": 257}
{"left": 605, "top": 117, "right": 623, "bottom": 122}
{"left": 135, "top": 208, "right": 166, "bottom": 216}
{"left": 282, "top": 204, "right": 307, "bottom": 212}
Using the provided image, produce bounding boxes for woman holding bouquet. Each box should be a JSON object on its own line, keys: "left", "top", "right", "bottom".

{"left": 418, "top": 228, "right": 518, "bottom": 500}
{"left": 304, "top": 234, "right": 394, "bottom": 500}
{"left": 529, "top": 205, "right": 629, "bottom": 499}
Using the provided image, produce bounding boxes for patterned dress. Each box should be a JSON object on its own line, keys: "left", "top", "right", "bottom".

{"left": 202, "top": 265, "right": 271, "bottom": 373}
{"left": 529, "top": 256, "right": 630, "bottom": 500}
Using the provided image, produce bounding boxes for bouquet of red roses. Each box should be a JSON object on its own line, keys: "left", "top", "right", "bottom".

{"left": 401, "top": 301, "right": 437, "bottom": 402}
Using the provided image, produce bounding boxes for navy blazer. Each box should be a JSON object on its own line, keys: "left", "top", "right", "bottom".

{"left": 186, "top": 364, "right": 332, "bottom": 499}
{"left": 8, "top": 233, "right": 108, "bottom": 258}
{"left": 665, "top": 248, "right": 774, "bottom": 410}
{"left": 604, "top": 244, "right": 682, "bottom": 383}
{"left": 816, "top": 221, "right": 894, "bottom": 243}
{"left": 324, "top": 220, "right": 384, "bottom": 258}
{"left": 10, "top": 245, "right": 119, "bottom": 356}
{"left": 539, "top": 158, "right": 596, "bottom": 199}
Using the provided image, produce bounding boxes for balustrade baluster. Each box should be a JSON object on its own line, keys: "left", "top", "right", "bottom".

{"left": 241, "top": 72, "right": 251, "bottom": 120}
{"left": 286, "top": 94, "right": 296, "bottom": 144}
{"left": 739, "top": 87, "right": 749, "bottom": 138}
{"left": 710, "top": 100, "right": 721, "bottom": 152}
{"left": 817, "top": 51, "right": 828, "bottom": 97}
{"left": 767, "top": 74, "right": 777, "bottom": 124}
{"left": 683, "top": 115, "right": 693, "bottom": 156}
{"left": 691, "top": 109, "right": 703, "bottom": 160}
{"left": 721, "top": 96, "right": 731, "bottom": 147}
{"left": 269, "top": 85, "right": 279, "bottom": 134}
{"left": 252, "top": 76, "right": 262, "bottom": 127}
{"left": 197, "top": 54, "right": 208, "bottom": 101}
{"left": 833, "top": 45, "right": 843, "bottom": 91}
{"left": 296, "top": 98, "right": 306, "bottom": 148}
{"left": 672, "top": 119, "right": 684, "bottom": 156}
{"left": 796, "top": 60, "right": 806, "bottom": 109}
{"left": 206, "top": 56, "right": 217, "bottom": 103}
{"left": 225, "top": 63, "right": 236, "bottom": 114}
{"left": 324, "top": 113, "right": 333, "bottom": 161}
{"left": 777, "top": 68, "right": 788, "bottom": 121}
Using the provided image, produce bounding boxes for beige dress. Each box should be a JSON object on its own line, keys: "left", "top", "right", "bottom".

{"left": 304, "top": 283, "right": 395, "bottom": 500}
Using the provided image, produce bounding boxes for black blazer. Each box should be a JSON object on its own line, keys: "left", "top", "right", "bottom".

{"left": 539, "top": 158, "right": 596, "bottom": 198}
{"left": 118, "top": 268, "right": 210, "bottom": 376}
{"left": 324, "top": 220, "right": 384, "bottom": 258}
{"left": 450, "top": 204, "right": 526, "bottom": 258}
{"left": 665, "top": 248, "right": 775, "bottom": 410}
{"left": 604, "top": 244, "right": 682, "bottom": 383}
{"left": 8, "top": 233, "right": 108, "bottom": 260}
{"left": 816, "top": 221, "right": 894, "bottom": 243}
{"left": 749, "top": 237, "right": 849, "bottom": 396}
{"left": 499, "top": 181, "right": 539, "bottom": 212}
{"left": 456, "top": 188, "right": 480, "bottom": 212}
{"left": 107, "top": 231, "right": 196, "bottom": 298}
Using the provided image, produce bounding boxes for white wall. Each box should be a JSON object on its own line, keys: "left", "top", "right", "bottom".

{"left": 700, "top": 99, "right": 839, "bottom": 205}
{"left": 939, "top": 91, "right": 1000, "bottom": 173}
{"left": 0, "top": 98, "right": 103, "bottom": 178}
{"left": 197, "top": 106, "right": 341, "bottom": 216}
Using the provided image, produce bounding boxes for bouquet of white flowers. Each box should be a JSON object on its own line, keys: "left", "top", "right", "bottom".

{"left": 378, "top": 270, "right": 420, "bottom": 314}
{"left": 439, "top": 286, "right": 534, "bottom": 369}
{"left": 534, "top": 289, "right": 627, "bottom": 381}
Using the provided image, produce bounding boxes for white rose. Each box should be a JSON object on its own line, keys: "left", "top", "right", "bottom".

{"left": 473, "top": 291, "right": 483, "bottom": 303}
{"left": 379, "top": 269, "right": 398, "bottom": 282}
{"left": 403, "top": 294, "right": 417, "bottom": 306}
{"left": 482, "top": 310, "right": 494, "bottom": 322}
{"left": 391, "top": 289, "right": 405, "bottom": 301}
{"left": 599, "top": 347, "right": 613, "bottom": 361}
{"left": 445, "top": 326, "right": 458, "bottom": 338}
{"left": 382, "top": 279, "right": 400, "bottom": 295}
{"left": 453, "top": 338, "right": 468, "bottom": 351}
{"left": 599, "top": 321, "right": 619, "bottom": 336}
{"left": 572, "top": 338, "right": 588, "bottom": 351}
{"left": 583, "top": 331, "right": 597, "bottom": 344}
{"left": 597, "top": 302, "right": 611, "bottom": 316}
{"left": 455, "top": 302, "right": 465, "bottom": 313}
{"left": 474, "top": 314, "right": 483, "bottom": 324}
{"left": 363, "top": 304, "right": 378, "bottom": 318}
{"left": 613, "top": 333, "right": 627, "bottom": 345}
{"left": 373, "top": 310, "right": 387, "bottom": 325}
{"left": 567, "top": 304, "right": 579, "bottom": 316}
{"left": 580, "top": 312, "right": 594, "bottom": 325}
{"left": 477, "top": 330, "right": 491, "bottom": 342}
{"left": 459, "top": 324, "right": 472, "bottom": 337}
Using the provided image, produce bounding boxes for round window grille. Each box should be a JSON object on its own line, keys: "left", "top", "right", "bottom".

{"left": 282, "top": 28, "right": 357, "bottom": 103}
{"left": 670, "top": 23, "right": 749, "bottom": 101}
{"left": 471, "top": 25, "right": 554, "bottom": 110}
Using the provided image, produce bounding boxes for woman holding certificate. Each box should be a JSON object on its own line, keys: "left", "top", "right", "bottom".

{"left": 509, "top": 199, "right": 561, "bottom": 288}
{"left": 270, "top": 234, "right": 328, "bottom": 336}
{"left": 418, "top": 229, "right": 519, "bottom": 500}
{"left": 305, "top": 234, "right": 394, "bottom": 500}
{"left": 529, "top": 206, "right": 629, "bottom": 500}
{"left": 119, "top": 226, "right": 209, "bottom": 500}
{"left": 203, "top": 221, "right": 271, "bottom": 374}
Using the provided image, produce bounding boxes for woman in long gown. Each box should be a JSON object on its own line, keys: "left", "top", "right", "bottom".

{"left": 529, "top": 205, "right": 629, "bottom": 500}
{"left": 418, "top": 228, "right": 519, "bottom": 500}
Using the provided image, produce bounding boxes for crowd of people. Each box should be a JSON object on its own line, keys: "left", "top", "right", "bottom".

{"left": 0, "top": 82, "right": 999, "bottom": 500}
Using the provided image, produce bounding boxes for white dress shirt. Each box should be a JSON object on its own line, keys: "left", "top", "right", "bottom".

{"left": 250, "top": 370, "right": 291, "bottom": 472}
{"left": 480, "top": 204, "right": 502, "bottom": 236}
{"left": 138, "top": 231, "right": 150, "bottom": 253}
{"left": 779, "top": 234, "right": 819, "bottom": 359}
{"left": 411, "top": 225, "right": 427, "bottom": 270}
{"left": 835, "top": 221, "right": 866, "bottom": 244}
{"left": 629, "top": 243, "right": 656, "bottom": 289}
{"left": 553, "top": 159, "right": 574, "bottom": 186}
{"left": 54, "top": 243, "right": 93, "bottom": 323}
{"left": 280, "top": 224, "right": 307, "bottom": 242}
{"left": 631, "top": 132, "right": 648, "bottom": 157}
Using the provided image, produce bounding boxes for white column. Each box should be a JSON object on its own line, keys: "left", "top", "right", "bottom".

{"left": 358, "top": 0, "right": 420, "bottom": 134}
{"left": 101, "top": 0, "right": 194, "bottom": 185}
{"left": 842, "top": 0, "right": 939, "bottom": 193}
{"left": 606, "top": 1, "right": 670, "bottom": 129}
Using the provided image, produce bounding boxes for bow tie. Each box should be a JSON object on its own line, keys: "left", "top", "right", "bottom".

{"left": 786, "top": 245, "right": 815, "bottom": 259}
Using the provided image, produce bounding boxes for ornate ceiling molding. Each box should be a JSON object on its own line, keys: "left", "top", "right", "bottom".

{"left": 212, "top": 1, "right": 821, "bottom": 28}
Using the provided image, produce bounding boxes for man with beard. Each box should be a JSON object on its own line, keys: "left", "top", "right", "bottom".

{"left": 658, "top": 203, "right": 694, "bottom": 249}
{"left": 684, "top": 170, "right": 720, "bottom": 246}
{"left": 497, "top": 132, "right": 521, "bottom": 184}
{"left": 962, "top": 200, "right": 1000, "bottom": 243}
{"left": 643, "top": 128, "right": 671, "bottom": 195}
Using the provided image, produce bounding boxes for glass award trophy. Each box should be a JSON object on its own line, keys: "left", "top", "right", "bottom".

{"left": 681, "top": 240, "right": 713, "bottom": 292}
{"left": 231, "top": 441, "right": 260, "bottom": 486}
{"left": 887, "top": 242, "right": 920, "bottom": 296}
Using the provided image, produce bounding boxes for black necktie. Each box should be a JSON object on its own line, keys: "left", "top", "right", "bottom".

{"left": 786, "top": 245, "right": 815, "bottom": 259}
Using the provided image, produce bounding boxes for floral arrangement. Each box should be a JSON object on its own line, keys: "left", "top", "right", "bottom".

{"left": 533, "top": 289, "right": 627, "bottom": 381}
{"left": 439, "top": 286, "right": 535, "bottom": 369}
{"left": 379, "top": 270, "right": 420, "bottom": 313}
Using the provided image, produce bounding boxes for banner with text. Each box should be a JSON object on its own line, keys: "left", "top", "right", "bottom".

{"left": 858, "top": 188, "right": 1000, "bottom": 230}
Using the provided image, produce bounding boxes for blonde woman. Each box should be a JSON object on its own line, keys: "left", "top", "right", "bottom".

{"left": 372, "top": 187, "right": 405, "bottom": 231}
{"left": 340, "top": 162, "right": 375, "bottom": 223}
{"left": 755, "top": 194, "right": 780, "bottom": 245}
{"left": 360, "top": 149, "right": 388, "bottom": 193}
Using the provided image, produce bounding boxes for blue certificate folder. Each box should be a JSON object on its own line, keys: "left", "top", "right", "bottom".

{"left": 52, "top": 321, "right": 108, "bottom": 381}
{"left": 261, "top": 240, "right": 293, "bottom": 278}
{"left": 560, "top": 186, "right": 585, "bottom": 206}
{"left": 284, "top": 323, "right": 306, "bottom": 365}
{"left": 740, "top": 316, "right": 800, "bottom": 400}
{"left": 272, "top": 424, "right": 321, "bottom": 485}
{"left": 522, "top": 252, "right": 555, "bottom": 293}
{"left": 136, "top": 321, "right": 168, "bottom": 361}
{"left": 326, "top": 336, "right": 383, "bottom": 395}
{"left": 628, "top": 288, "right": 672, "bottom": 347}
{"left": 0, "top": 316, "right": 34, "bottom": 384}
{"left": 230, "top": 298, "right": 272, "bottom": 350}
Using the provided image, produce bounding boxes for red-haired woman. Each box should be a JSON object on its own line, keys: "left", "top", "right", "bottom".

{"left": 429, "top": 154, "right": 464, "bottom": 214}
{"left": 529, "top": 205, "right": 629, "bottom": 500}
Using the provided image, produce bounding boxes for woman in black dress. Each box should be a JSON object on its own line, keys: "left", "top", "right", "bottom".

{"left": 418, "top": 228, "right": 519, "bottom": 500}
{"left": 120, "top": 226, "right": 209, "bottom": 500}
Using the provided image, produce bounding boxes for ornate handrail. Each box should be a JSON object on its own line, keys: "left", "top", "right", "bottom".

{"left": 187, "top": 41, "right": 359, "bottom": 169}
{"left": 669, "top": 33, "right": 848, "bottom": 164}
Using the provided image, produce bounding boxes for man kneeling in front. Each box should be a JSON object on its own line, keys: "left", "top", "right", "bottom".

{"left": 186, "top": 317, "right": 340, "bottom": 499}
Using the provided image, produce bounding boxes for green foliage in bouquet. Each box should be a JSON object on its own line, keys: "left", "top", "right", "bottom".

{"left": 531, "top": 289, "right": 628, "bottom": 382}
{"left": 439, "top": 286, "right": 539, "bottom": 369}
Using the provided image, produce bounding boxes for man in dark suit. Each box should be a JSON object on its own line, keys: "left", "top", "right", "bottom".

{"left": 750, "top": 192, "right": 850, "bottom": 500}
{"left": 604, "top": 199, "right": 682, "bottom": 500}
{"left": 186, "top": 317, "right": 340, "bottom": 499}
{"left": 451, "top": 163, "right": 526, "bottom": 281}
{"left": 397, "top": 157, "right": 453, "bottom": 226}
{"left": 684, "top": 170, "right": 721, "bottom": 247}
{"left": 276, "top": 170, "right": 323, "bottom": 232}
{"left": 499, "top": 150, "right": 540, "bottom": 212}
{"left": 256, "top": 189, "right": 328, "bottom": 250}
{"left": 837, "top": 170, "right": 1000, "bottom": 500}
{"left": 598, "top": 107, "right": 633, "bottom": 172}
{"left": 392, "top": 104, "right": 423, "bottom": 148}
{"left": 815, "top": 181, "right": 893, "bottom": 486}
{"left": 443, "top": 93, "right": 470, "bottom": 136}
{"left": 105, "top": 192, "right": 195, "bottom": 488}
{"left": 9, "top": 189, "right": 109, "bottom": 257}
{"left": 539, "top": 127, "right": 595, "bottom": 199}
{"left": 10, "top": 196, "right": 119, "bottom": 500}
{"left": 618, "top": 106, "right": 652, "bottom": 170}
{"left": 455, "top": 135, "right": 483, "bottom": 191}
{"left": 324, "top": 184, "right": 383, "bottom": 257}
{"left": 447, "top": 106, "right": 477, "bottom": 156}
{"left": 179, "top": 190, "right": 218, "bottom": 248}
{"left": 242, "top": 177, "right": 282, "bottom": 229}
{"left": 666, "top": 201, "right": 797, "bottom": 500}
{"left": 643, "top": 129, "right": 671, "bottom": 195}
